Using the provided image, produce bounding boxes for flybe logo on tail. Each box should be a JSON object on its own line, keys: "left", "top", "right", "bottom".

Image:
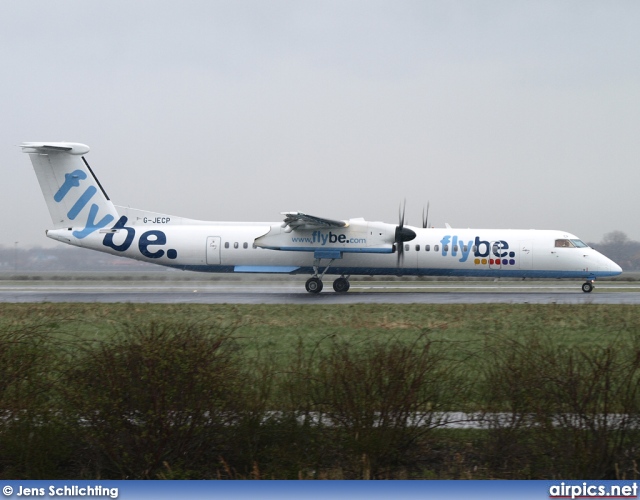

{"left": 54, "top": 169, "right": 115, "bottom": 239}
{"left": 103, "top": 216, "right": 178, "bottom": 260}
{"left": 440, "top": 235, "right": 517, "bottom": 266}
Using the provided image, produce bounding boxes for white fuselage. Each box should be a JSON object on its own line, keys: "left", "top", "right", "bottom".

{"left": 47, "top": 219, "right": 622, "bottom": 280}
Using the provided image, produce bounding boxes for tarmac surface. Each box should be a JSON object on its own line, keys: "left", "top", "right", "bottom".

{"left": 1, "top": 280, "right": 640, "bottom": 304}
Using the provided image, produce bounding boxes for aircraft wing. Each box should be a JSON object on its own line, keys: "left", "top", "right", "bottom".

{"left": 281, "top": 212, "right": 348, "bottom": 230}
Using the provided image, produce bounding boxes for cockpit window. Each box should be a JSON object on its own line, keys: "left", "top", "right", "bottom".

{"left": 555, "top": 239, "right": 575, "bottom": 248}
{"left": 570, "top": 239, "right": 588, "bottom": 248}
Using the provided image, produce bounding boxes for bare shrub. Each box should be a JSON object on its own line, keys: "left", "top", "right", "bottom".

{"left": 482, "top": 333, "right": 640, "bottom": 478}
{"left": 59, "top": 321, "right": 251, "bottom": 479}
{"left": 0, "top": 318, "right": 73, "bottom": 479}
{"left": 299, "top": 332, "right": 463, "bottom": 478}
{"left": 0, "top": 325, "right": 46, "bottom": 409}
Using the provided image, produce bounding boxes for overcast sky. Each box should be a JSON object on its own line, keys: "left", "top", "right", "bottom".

{"left": 2, "top": 1, "right": 639, "bottom": 248}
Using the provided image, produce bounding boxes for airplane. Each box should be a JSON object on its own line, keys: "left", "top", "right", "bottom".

{"left": 21, "top": 141, "right": 622, "bottom": 293}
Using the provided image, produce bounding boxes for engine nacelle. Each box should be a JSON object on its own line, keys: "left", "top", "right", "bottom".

{"left": 254, "top": 219, "right": 397, "bottom": 254}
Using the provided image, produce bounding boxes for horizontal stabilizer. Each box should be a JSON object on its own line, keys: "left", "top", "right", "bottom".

{"left": 20, "top": 142, "right": 90, "bottom": 155}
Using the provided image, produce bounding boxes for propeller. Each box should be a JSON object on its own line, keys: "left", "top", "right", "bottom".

{"left": 395, "top": 200, "right": 416, "bottom": 265}
{"left": 422, "top": 202, "right": 430, "bottom": 229}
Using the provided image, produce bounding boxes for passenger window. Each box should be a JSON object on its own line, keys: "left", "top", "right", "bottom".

{"left": 453, "top": 245, "right": 458, "bottom": 252}
{"left": 463, "top": 245, "right": 468, "bottom": 252}
{"left": 472, "top": 245, "right": 477, "bottom": 252}
{"left": 443, "top": 245, "right": 449, "bottom": 252}
{"left": 415, "top": 244, "right": 420, "bottom": 251}
{"left": 234, "top": 242, "right": 239, "bottom": 249}
{"left": 425, "top": 245, "right": 430, "bottom": 251}
{"left": 224, "top": 242, "right": 229, "bottom": 249}
{"left": 434, "top": 245, "right": 439, "bottom": 252}
{"left": 404, "top": 244, "right": 410, "bottom": 251}
{"left": 243, "top": 242, "right": 248, "bottom": 249}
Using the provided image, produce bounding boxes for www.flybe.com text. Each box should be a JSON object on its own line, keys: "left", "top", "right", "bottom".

{"left": 291, "top": 231, "right": 366, "bottom": 246}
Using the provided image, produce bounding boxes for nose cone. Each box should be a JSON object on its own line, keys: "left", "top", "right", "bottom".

{"left": 592, "top": 248, "right": 623, "bottom": 276}
{"left": 611, "top": 260, "right": 623, "bottom": 275}
{"left": 600, "top": 254, "right": 623, "bottom": 275}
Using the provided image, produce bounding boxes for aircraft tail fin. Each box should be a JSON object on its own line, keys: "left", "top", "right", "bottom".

{"left": 21, "top": 142, "right": 119, "bottom": 239}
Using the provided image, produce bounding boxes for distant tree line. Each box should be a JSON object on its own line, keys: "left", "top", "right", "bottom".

{"left": 1, "top": 230, "right": 640, "bottom": 272}
{"left": 588, "top": 231, "right": 640, "bottom": 272}
{"left": 0, "top": 245, "right": 159, "bottom": 273}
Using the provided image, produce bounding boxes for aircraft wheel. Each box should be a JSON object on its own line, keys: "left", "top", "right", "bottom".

{"left": 333, "top": 277, "right": 350, "bottom": 293}
{"left": 305, "top": 277, "right": 323, "bottom": 293}
{"left": 582, "top": 282, "right": 594, "bottom": 293}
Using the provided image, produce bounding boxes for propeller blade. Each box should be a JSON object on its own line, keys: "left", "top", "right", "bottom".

{"left": 395, "top": 200, "right": 415, "bottom": 267}
{"left": 397, "top": 200, "right": 404, "bottom": 267}
{"left": 422, "top": 202, "right": 430, "bottom": 229}
{"left": 397, "top": 245, "right": 404, "bottom": 267}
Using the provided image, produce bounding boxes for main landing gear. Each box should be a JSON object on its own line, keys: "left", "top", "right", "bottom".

{"left": 304, "top": 258, "right": 350, "bottom": 293}
{"left": 305, "top": 277, "right": 323, "bottom": 293}
{"left": 582, "top": 280, "right": 595, "bottom": 293}
{"left": 305, "top": 276, "right": 351, "bottom": 293}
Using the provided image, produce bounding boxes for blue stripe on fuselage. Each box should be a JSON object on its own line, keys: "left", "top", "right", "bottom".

{"left": 166, "top": 264, "right": 618, "bottom": 279}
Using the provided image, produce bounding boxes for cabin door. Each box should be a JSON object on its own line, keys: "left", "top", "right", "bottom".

{"left": 519, "top": 241, "right": 533, "bottom": 270}
{"left": 206, "top": 236, "right": 221, "bottom": 265}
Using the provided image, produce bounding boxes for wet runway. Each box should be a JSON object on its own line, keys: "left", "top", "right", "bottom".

{"left": 1, "top": 280, "right": 640, "bottom": 304}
